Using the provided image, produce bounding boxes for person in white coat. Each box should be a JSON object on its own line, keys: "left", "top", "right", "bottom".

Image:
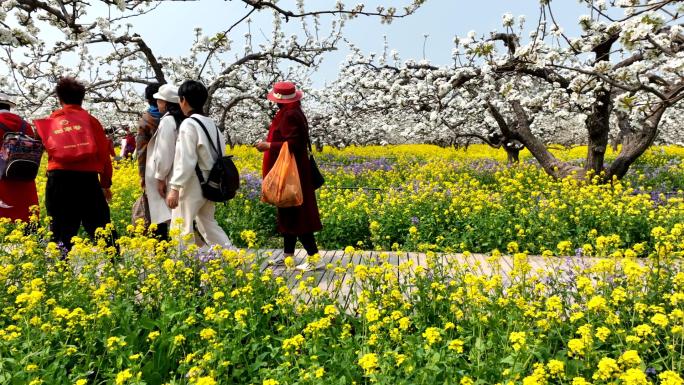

{"left": 144, "top": 84, "right": 183, "bottom": 240}
{"left": 165, "top": 80, "right": 232, "bottom": 249}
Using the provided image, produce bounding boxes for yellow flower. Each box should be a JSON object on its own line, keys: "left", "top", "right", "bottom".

{"left": 422, "top": 327, "right": 442, "bottom": 346}
{"left": 74, "top": 380, "right": 87, "bottom": 385}
{"left": 659, "top": 371, "right": 684, "bottom": 385}
{"left": 547, "top": 359, "right": 565, "bottom": 377}
{"left": 587, "top": 296, "right": 607, "bottom": 311}
{"left": 651, "top": 313, "right": 669, "bottom": 327}
{"left": 448, "top": 339, "right": 464, "bottom": 353}
{"left": 633, "top": 324, "right": 654, "bottom": 337}
{"left": 394, "top": 353, "right": 406, "bottom": 366}
{"left": 200, "top": 328, "right": 217, "bottom": 340}
{"left": 324, "top": 305, "right": 338, "bottom": 316}
{"left": 358, "top": 353, "right": 379, "bottom": 375}
{"left": 115, "top": 369, "right": 133, "bottom": 385}
{"left": 619, "top": 368, "right": 649, "bottom": 385}
{"left": 593, "top": 357, "right": 620, "bottom": 381}
{"left": 195, "top": 377, "right": 217, "bottom": 385}
{"left": 365, "top": 305, "right": 380, "bottom": 323}
{"left": 234, "top": 308, "right": 248, "bottom": 326}
{"left": 571, "top": 377, "right": 591, "bottom": 385}
{"left": 106, "top": 336, "right": 126, "bottom": 351}
{"left": 595, "top": 326, "right": 611, "bottom": 342}
{"left": 557, "top": 240, "right": 572, "bottom": 255}
{"left": 263, "top": 380, "right": 279, "bottom": 385}
{"left": 619, "top": 350, "right": 641, "bottom": 367}
{"left": 568, "top": 339, "right": 585, "bottom": 357}
{"left": 147, "top": 331, "right": 160, "bottom": 341}
{"left": 282, "top": 334, "right": 305, "bottom": 354}
{"left": 460, "top": 376, "right": 475, "bottom": 385}
{"left": 174, "top": 334, "right": 186, "bottom": 345}
{"left": 509, "top": 331, "right": 526, "bottom": 352}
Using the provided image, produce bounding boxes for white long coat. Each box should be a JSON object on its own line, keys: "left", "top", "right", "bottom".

{"left": 144, "top": 113, "right": 178, "bottom": 224}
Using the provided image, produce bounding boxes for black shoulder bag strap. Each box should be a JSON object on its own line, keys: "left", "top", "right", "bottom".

{"left": 301, "top": 112, "right": 314, "bottom": 156}
{"left": 190, "top": 116, "right": 222, "bottom": 184}
{"left": 19, "top": 120, "right": 30, "bottom": 136}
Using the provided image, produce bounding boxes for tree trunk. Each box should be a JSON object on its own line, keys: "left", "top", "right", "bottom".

{"left": 489, "top": 100, "right": 584, "bottom": 179}
{"left": 584, "top": 34, "right": 617, "bottom": 174}
{"left": 584, "top": 89, "right": 612, "bottom": 174}
{"left": 606, "top": 82, "right": 684, "bottom": 180}
{"left": 606, "top": 107, "right": 667, "bottom": 180}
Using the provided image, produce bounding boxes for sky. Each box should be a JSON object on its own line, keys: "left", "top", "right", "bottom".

{"left": 100, "top": 0, "right": 592, "bottom": 87}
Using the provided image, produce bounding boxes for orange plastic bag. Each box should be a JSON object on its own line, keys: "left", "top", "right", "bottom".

{"left": 261, "top": 142, "right": 303, "bottom": 207}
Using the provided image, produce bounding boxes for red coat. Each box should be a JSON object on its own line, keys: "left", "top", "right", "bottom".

{"left": 47, "top": 105, "right": 113, "bottom": 188}
{"left": 0, "top": 111, "right": 39, "bottom": 222}
{"left": 262, "top": 103, "right": 322, "bottom": 235}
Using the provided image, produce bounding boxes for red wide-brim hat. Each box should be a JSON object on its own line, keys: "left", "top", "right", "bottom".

{"left": 267, "top": 81, "right": 303, "bottom": 104}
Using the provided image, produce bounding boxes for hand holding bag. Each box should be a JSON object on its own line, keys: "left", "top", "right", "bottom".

{"left": 261, "top": 142, "right": 303, "bottom": 207}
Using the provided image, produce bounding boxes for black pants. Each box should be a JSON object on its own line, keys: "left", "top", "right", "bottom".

{"left": 46, "top": 170, "right": 118, "bottom": 251}
{"left": 284, "top": 233, "right": 318, "bottom": 255}
{"left": 153, "top": 222, "right": 169, "bottom": 241}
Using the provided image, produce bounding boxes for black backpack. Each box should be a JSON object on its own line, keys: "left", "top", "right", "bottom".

{"left": 190, "top": 117, "right": 239, "bottom": 202}
{"left": 0, "top": 120, "right": 44, "bottom": 181}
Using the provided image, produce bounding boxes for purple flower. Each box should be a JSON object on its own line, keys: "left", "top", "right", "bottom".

{"left": 241, "top": 171, "right": 263, "bottom": 200}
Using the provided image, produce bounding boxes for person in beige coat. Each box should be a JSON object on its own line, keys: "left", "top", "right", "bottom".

{"left": 166, "top": 80, "right": 232, "bottom": 249}
{"left": 144, "top": 84, "right": 183, "bottom": 239}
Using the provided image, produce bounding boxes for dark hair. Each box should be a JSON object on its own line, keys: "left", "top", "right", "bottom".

{"left": 145, "top": 83, "right": 162, "bottom": 107}
{"left": 56, "top": 77, "right": 86, "bottom": 105}
{"left": 165, "top": 102, "right": 186, "bottom": 126}
{"left": 178, "top": 80, "right": 208, "bottom": 115}
{"left": 0, "top": 103, "right": 10, "bottom": 110}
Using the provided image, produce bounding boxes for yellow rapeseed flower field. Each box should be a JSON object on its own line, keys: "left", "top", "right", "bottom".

{"left": 0, "top": 144, "right": 682, "bottom": 384}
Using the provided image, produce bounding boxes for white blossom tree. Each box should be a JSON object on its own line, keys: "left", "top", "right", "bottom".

{"left": 1, "top": 0, "right": 426, "bottom": 133}
{"left": 327, "top": 0, "right": 683, "bottom": 178}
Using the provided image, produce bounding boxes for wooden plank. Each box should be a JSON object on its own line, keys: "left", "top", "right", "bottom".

{"left": 285, "top": 249, "right": 308, "bottom": 286}
{"left": 246, "top": 249, "right": 639, "bottom": 302}
{"left": 340, "top": 250, "right": 365, "bottom": 313}
{"left": 325, "top": 249, "right": 356, "bottom": 307}
{"left": 319, "top": 250, "right": 346, "bottom": 294}
{"left": 312, "top": 250, "right": 339, "bottom": 287}
{"left": 296, "top": 250, "right": 339, "bottom": 305}
{"left": 259, "top": 249, "right": 282, "bottom": 272}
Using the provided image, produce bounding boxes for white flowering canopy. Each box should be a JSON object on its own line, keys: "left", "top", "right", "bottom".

{"left": 0, "top": 0, "right": 425, "bottom": 134}
{"left": 318, "top": 0, "right": 683, "bottom": 179}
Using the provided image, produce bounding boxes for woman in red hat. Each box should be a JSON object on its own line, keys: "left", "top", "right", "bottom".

{"left": 256, "top": 81, "right": 322, "bottom": 271}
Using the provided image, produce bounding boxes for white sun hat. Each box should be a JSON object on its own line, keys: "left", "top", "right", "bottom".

{"left": 0, "top": 92, "right": 16, "bottom": 108}
{"left": 153, "top": 84, "right": 180, "bottom": 104}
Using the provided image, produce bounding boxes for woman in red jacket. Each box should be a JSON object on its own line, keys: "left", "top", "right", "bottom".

{"left": 256, "top": 82, "right": 322, "bottom": 271}
{"left": 0, "top": 92, "right": 39, "bottom": 223}
{"left": 41, "top": 78, "right": 116, "bottom": 251}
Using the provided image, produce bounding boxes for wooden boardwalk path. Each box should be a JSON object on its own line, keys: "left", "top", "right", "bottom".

{"left": 253, "top": 249, "right": 599, "bottom": 313}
